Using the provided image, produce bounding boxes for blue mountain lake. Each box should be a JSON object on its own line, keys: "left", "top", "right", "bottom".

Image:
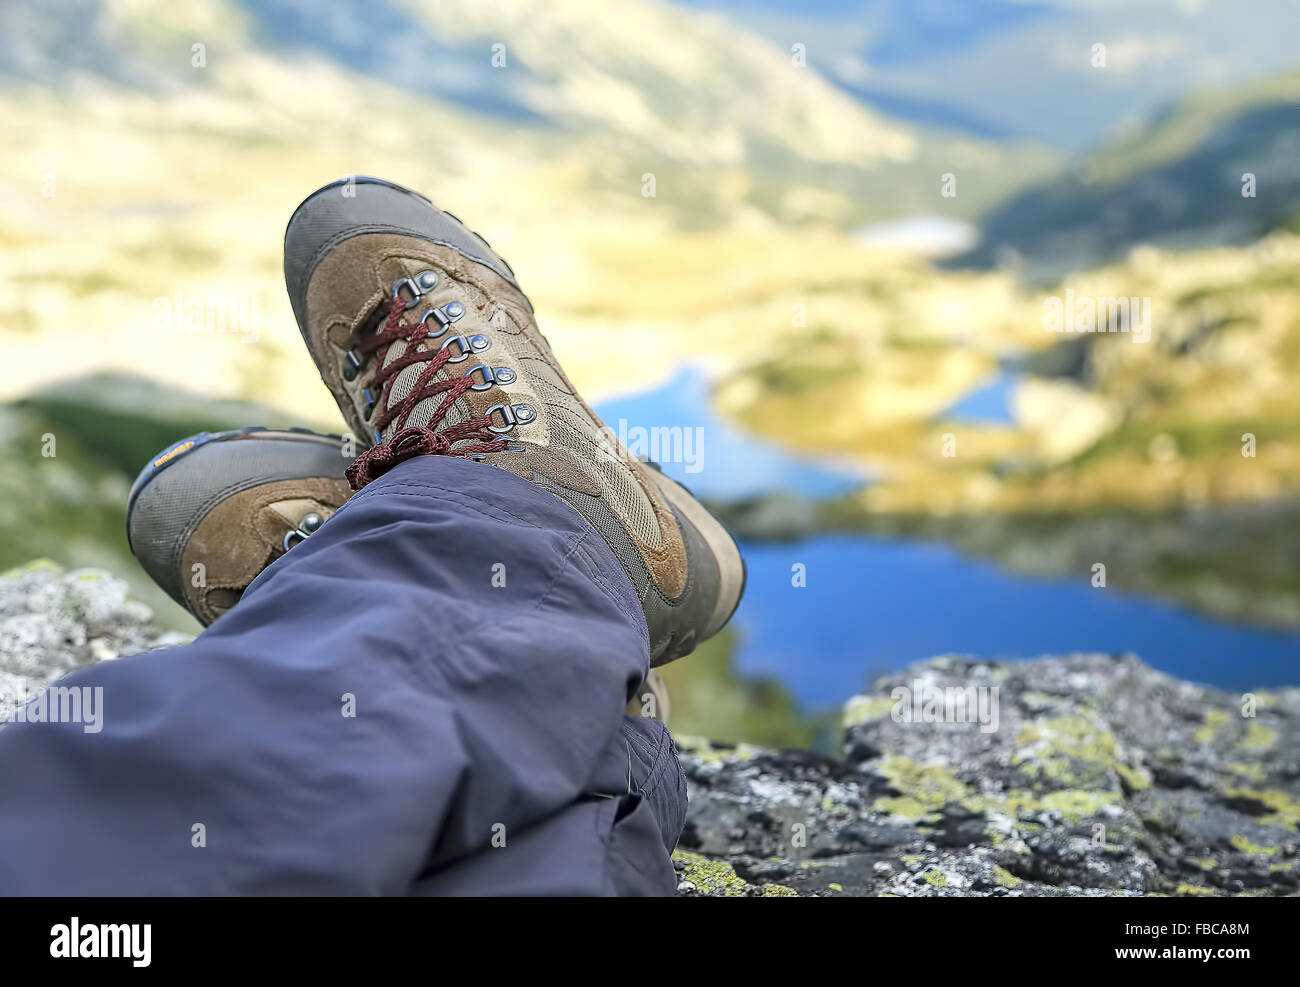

{"left": 596, "top": 368, "right": 1300, "bottom": 709}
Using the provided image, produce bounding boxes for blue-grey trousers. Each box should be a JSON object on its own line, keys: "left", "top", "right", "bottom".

{"left": 0, "top": 456, "right": 687, "bottom": 895}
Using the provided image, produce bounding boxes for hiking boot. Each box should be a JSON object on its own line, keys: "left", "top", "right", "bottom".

{"left": 127, "top": 427, "right": 353, "bottom": 626}
{"left": 283, "top": 176, "right": 745, "bottom": 664}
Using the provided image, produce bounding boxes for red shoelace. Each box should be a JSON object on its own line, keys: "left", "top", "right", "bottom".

{"left": 345, "top": 296, "right": 509, "bottom": 489}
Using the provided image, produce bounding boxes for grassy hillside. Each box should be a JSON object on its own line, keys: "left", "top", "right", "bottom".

{"left": 718, "top": 231, "right": 1300, "bottom": 626}
{"left": 0, "top": 376, "right": 318, "bottom": 633}
{"left": 724, "top": 233, "right": 1300, "bottom": 512}
{"left": 0, "top": 0, "right": 1057, "bottom": 428}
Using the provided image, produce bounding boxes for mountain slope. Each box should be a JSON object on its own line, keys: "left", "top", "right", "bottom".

{"left": 951, "top": 71, "right": 1300, "bottom": 278}
{"left": 2, "top": 0, "right": 1053, "bottom": 226}
{"left": 675, "top": 0, "right": 1300, "bottom": 151}
{"left": 0, "top": 0, "right": 1056, "bottom": 418}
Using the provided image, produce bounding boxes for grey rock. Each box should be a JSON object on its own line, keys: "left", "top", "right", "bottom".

{"left": 0, "top": 562, "right": 184, "bottom": 722}
{"left": 677, "top": 654, "right": 1298, "bottom": 897}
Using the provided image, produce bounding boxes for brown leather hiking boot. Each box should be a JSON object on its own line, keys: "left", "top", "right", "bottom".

{"left": 127, "top": 428, "right": 353, "bottom": 626}
{"left": 284, "top": 176, "right": 744, "bottom": 664}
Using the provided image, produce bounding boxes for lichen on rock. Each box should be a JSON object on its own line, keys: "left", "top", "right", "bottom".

{"left": 678, "top": 653, "right": 1298, "bottom": 897}
{"left": 0, "top": 563, "right": 187, "bottom": 722}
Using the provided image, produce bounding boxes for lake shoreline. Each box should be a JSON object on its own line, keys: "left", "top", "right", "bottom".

{"left": 716, "top": 490, "right": 1300, "bottom": 633}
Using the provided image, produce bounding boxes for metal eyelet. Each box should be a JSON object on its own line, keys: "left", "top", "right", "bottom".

{"left": 417, "top": 300, "right": 465, "bottom": 338}
{"left": 440, "top": 334, "right": 491, "bottom": 364}
{"left": 361, "top": 388, "right": 377, "bottom": 419}
{"left": 282, "top": 512, "right": 325, "bottom": 551}
{"left": 418, "top": 313, "right": 449, "bottom": 338}
{"left": 342, "top": 348, "right": 364, "bottom": 381}
{"left": 464, "top": 364, "right": 495, "bottom": 391}
{"left": 484, "top": 403, "right": 517, "bottom": 433}
{"left": 485, "top": 403, "right": 536, "bottom": 434}
{"left": 392, "top": 270, "right": 439, "bottom": 310}
{"left": 470, "top": 441, "right": 526, "bottom": 461}
{"left": 463, "top": 364, "right": 517, "bottom": 391}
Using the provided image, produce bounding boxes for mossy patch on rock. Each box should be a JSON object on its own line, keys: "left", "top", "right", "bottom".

{"left": 873, "top": 755, "right": 970, "bottom": 820}
{"left": 843, "top": 694, "right": 896, "bottom": 727}
{"left": 991, "top": 866, "right": 1022, "bottom": 888}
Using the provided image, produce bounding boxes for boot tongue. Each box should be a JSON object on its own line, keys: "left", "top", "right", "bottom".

{"left": 377, "top": 335, "right": 472, "bottom": 443}
{"left": 255, "top": 498, "right": 335, "bottom": 550}
{"left": 265, "top": 498, "right": 331, "bottom": 529}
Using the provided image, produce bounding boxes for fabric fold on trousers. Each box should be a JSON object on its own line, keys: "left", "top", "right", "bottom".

{"left": 0, "top": 455, "right": 685, "bottom": 895}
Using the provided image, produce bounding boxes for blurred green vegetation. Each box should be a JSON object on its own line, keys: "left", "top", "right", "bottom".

{"left": 0, "top": 375, "right": 331, "bottom": 633}
{"left": 657, "top": 629, "right": 836, "bottom": 751}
